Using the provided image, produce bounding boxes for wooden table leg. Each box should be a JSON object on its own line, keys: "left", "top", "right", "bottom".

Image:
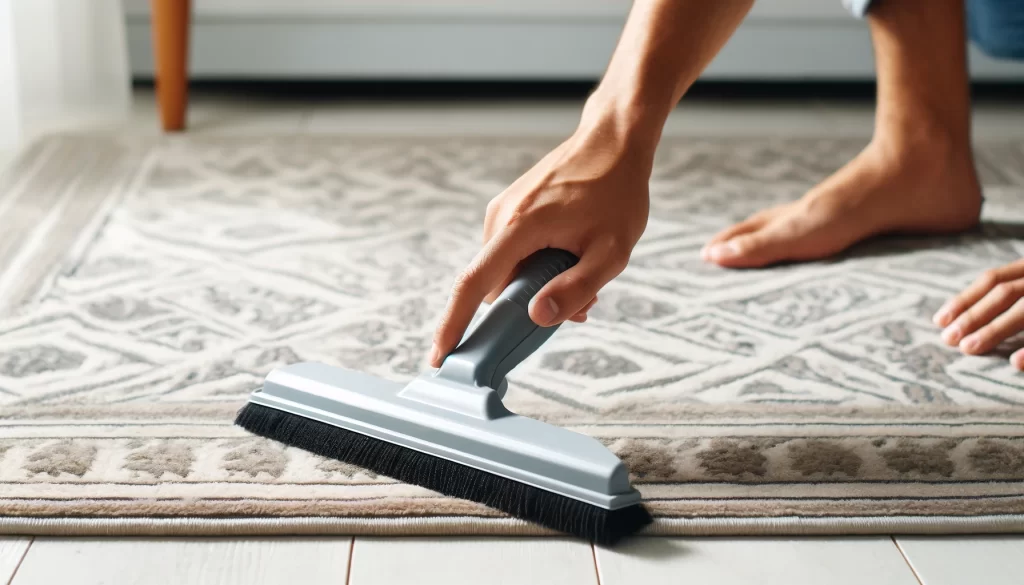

{"left": 151, "top": 0, "right": 190, "bottom": 131}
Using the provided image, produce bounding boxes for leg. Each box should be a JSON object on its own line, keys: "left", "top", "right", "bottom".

{"left": 151, "top": 0, "right": 190, "bottom": 131}
{"left": 702, "top": 0, "right": 982, "bottom": 268}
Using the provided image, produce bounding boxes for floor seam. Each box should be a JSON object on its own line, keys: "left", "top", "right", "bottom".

{"left": 5, "top": 537, "right": 34, "bottom": 585}
{"left": 590, "top": 542, "right": 602, "bottom": 585}
{"left": 344, "top": 537, "right": 356, "bottom": 585}
{"left": 891, "top": 536, "right": 926, "bottom": 585}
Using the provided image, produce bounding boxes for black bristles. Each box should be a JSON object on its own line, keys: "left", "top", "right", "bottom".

{"left": 235, "top": 402, "right": 652, "bottom": 545}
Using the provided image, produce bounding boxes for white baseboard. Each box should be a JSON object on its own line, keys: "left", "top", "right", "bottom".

{"left": 124, "top": 14, "right": 1024, "bottom": 81}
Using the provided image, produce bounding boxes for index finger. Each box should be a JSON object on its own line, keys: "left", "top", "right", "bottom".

{"left": 429, "top": 226, "right": 538, "bottom": 367}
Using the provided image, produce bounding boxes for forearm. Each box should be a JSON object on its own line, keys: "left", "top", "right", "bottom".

{"left": 579, "top": 0, "right": 755, "bottom": 156}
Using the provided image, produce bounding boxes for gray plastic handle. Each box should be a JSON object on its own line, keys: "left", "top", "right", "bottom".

{"left": 435, "top": 248, "right": 579, "bottom": 393}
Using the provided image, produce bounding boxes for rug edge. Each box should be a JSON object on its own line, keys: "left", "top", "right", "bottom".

{"left": 3, "top": 514, "right": 1024, "bottom": 537}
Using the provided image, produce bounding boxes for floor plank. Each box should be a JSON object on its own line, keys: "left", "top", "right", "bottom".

{"left": 595, "top": 537, "right": 921, "bottom": 585}
{"left": 349, "top": 537, "right": 597, "bottom": 585}
{"left": 896, "top": 536, "right": 1024, "bottom": 585}
{"left": 0, "top": 538, "right": 32, "bottom": 584}
{"left": 11, "top": 538, "right": 352, "bottom": 585}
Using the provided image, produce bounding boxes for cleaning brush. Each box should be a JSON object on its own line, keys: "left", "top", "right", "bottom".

{"left": 235, "top": 248, "right": 653, "bottom": 545}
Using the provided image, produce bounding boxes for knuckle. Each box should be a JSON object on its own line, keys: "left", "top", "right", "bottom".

{"left": 612, "top": 249, "right": 632, "bottom": 271}
{"left": 484, "top": 197, "right": 500, "bottom": 217}
{"left": 568, "top": 271, "right": 599, "bottom": 298}
{"left": 450, "top": 269, "right": 480, "bottom": 299}
{"left": 978, "top": 269, "right": 1001, "bottom": 289}
{"left": 506, "top": 194, "right": 544, "bottom": 224}
{"left": 599, "top": 237, "right": 633, "bottom": 272}
{"left": 994, "top": 282, "right": 1019, "bottom": 302}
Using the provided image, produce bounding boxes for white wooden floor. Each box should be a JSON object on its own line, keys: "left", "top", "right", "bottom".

{"left": 3, "top": 535, "right": 1024, "bottom": 584}
{"left": 2, "top": 88, "right": 1024, "bottom": 584}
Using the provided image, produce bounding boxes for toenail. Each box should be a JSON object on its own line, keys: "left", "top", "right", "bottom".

{"left": 711, "top": 241, "right": 740, "bottom": 260}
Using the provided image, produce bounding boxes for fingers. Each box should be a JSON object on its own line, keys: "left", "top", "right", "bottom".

{"left": 957, "top": 298, "right": 1024, "bottom": 356}
{"left": 483, "top": 269, "right": 518, "bottom": 305}
{"left": 934, "top": 262, "right": 1024, "bottom": 367}
{"left": 430, "top": 227, "right": 537, "bottom": 367}
{"left": 529, "top": 242, "right": 627, "bottom": 326}
{"left": 934, "top": 261, "right": 1024, "bottom": 327}
{"left": 568, "top": 296, "right": 598, "bottom": 323}
{"left": 941, "top": 281, "right": 1024, "bottom": 346}
{"left": 580, "top": 295, "right": 598, "bottom": 314}
{"left": 1012, "top": 348, "right": 1024, "bottom": 370}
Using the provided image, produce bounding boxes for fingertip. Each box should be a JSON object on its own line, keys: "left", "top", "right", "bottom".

{"left": 932, "top": 303, "right": 955, "bottom": 327}
{"left": 941, "top": 323, "right": 963, "bottom": 346}
{"left": 959, "top": 334, "right": 982, "bottom": 355}
{"left": 1012, "top": 349, "right": 1024, "bottom": 370}
{"left": 427, "top": 343, "right": 444, "bottom": 368}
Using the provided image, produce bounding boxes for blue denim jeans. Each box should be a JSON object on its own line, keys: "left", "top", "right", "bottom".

{"left": 844, "top": 0, "right": 1024, "bottom": 60}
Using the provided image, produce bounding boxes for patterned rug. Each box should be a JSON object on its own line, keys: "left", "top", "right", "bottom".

{"left": 2, "top": 134, "right": 1024, "bottom": 537}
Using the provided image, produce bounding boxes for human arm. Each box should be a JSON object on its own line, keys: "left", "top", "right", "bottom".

{"left": 428, "top": 0, "right": 756, "bottom": 366}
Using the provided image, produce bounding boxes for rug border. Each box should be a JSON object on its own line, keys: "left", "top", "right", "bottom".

{"left": 2, "top": 515, "right": 1024, "bottom": 537}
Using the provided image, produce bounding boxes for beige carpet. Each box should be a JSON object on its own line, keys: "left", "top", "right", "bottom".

{"left": 2, "top": 134, "right": 1024, "bottom": 537}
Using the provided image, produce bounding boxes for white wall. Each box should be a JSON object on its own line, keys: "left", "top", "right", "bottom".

{"left": 0, "top": 0, "right": 131, "bottom": 150}
{"left": 0, "top": 3, "right": 23, "bottom": 148}
{"left": 120, "top": 0, "right": 1024, "bottom": 81}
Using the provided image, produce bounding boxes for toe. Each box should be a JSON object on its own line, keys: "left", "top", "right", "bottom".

{"left": 706, "top": 223, "right": 800, "bottom": 268}
{"left": 702, "top": 215, "right": 771, "bottom": 261}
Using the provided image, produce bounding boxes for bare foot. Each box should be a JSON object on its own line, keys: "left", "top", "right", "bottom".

{"left": 701, "top": 133, "right": 983, "bottom": 268}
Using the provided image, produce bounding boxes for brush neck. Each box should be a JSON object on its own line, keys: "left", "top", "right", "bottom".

{"left": 435, "top": 248, "right": 578, "bottom": 394}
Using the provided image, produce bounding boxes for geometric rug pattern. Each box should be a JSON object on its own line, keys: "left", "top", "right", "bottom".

{"left": 1, "top": 135, "right": 1024, "bottom": 536}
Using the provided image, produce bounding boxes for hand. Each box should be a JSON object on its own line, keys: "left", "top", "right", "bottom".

{"left": 427, "top": 116, "right": 653, "bottom": 367}
{"left": 933, "top": 258, "right": 1024, "bottom": 369}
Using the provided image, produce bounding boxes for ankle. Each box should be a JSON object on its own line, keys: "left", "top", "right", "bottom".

{"left": 876, "top": 101, "right": 971, "bottom": 148}
{"left": 869, "top": 113, "right": 972, "bottom": 175}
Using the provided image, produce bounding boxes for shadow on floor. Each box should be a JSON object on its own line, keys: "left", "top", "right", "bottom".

{"left": 610, "top": 537, "right": 692, "bottom": 560}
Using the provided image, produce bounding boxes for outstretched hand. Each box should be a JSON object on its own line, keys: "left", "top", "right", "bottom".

{"left": 934, "top": 258, "right": 1024, "bottom": 369}
{"left": 427, "top": 122, "right": 652, "bottom": 368}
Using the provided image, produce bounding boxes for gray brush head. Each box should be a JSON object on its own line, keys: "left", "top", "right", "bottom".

{"left": 248, "top": 361, "right": 643, "bottom": 511}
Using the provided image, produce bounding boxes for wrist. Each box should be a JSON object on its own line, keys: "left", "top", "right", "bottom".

{"left": 576, "top": 85, "right": 670, "bottom": 162}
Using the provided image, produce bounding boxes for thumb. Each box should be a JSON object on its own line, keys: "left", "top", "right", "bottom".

{"left": 528, "top": 245, "right": 627, "bottom": 327}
